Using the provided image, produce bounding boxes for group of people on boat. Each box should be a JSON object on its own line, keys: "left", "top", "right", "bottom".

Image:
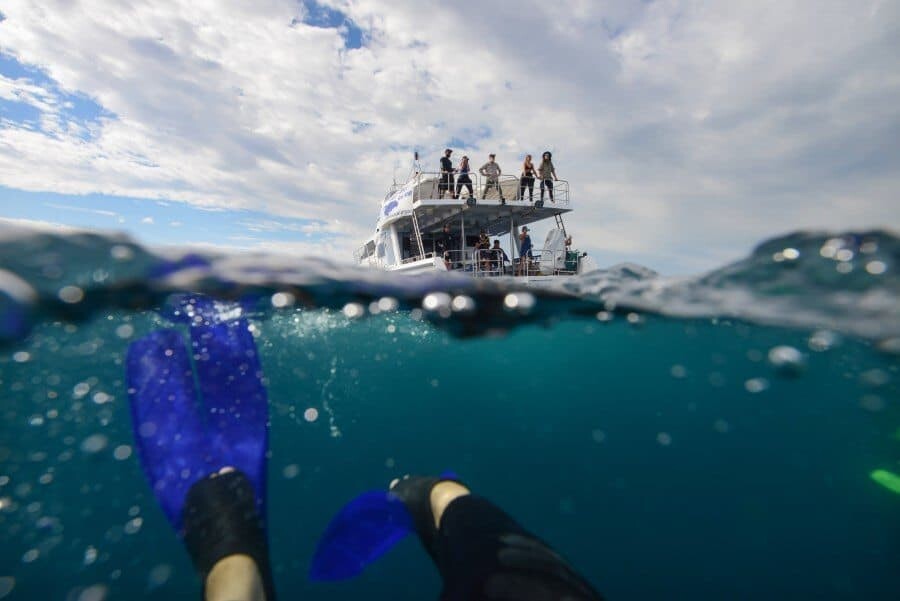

{"left": 438, "top": 148, "right": 559, "bottom": 204}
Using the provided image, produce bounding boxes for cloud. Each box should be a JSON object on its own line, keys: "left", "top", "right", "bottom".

{"left": 44, "top": 202, "right": 120, "bottom": 218}
{"left": 0, "top": 0, "right": 898, "bottom": 273}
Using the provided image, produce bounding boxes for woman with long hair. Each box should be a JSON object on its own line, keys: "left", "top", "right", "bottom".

{"left": 538, "top": 151, "right": 558, "bottom": 203}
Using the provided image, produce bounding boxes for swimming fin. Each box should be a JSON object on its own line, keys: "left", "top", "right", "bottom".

{"left": 127, "top": 328, "right": 208, "bottom": 530}
{"left": 309, "top": 491, "right": 413, "bottom": 581}
{"left": 310, "top": 471, "right": 463, "bottom": 581}
{"left": 126, "top": 297, "right": 270, "bottom": 530}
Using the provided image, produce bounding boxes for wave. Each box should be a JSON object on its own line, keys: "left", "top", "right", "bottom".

{"left": 0, "top": 225, "right": 897, "bottom": 344}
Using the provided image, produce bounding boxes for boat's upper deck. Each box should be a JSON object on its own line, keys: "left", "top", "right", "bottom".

{"left": 378, "top": 171, "right": 571, "bottom": 237}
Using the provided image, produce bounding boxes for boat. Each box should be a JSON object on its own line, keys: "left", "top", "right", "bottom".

{"left": 353, "top": 157, "right": 598, "bottom": 279}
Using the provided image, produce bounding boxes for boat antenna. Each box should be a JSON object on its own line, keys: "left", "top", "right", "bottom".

{"left": 406, "top": 149, "right": 422, "bottom": 183}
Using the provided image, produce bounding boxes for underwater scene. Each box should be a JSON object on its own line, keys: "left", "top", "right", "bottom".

{"left": 0, "top": 227, "right": 898, "bottom": 599}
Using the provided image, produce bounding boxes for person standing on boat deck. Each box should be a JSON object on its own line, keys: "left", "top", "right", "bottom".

{"left": 439, "top": 148, "right": 456, "bottom": 199}
{"left": 455, "top": 155, "right": 474, "bottom": 200}
{"left": 519, "top": 154, "right": 537, "bottom": 201}
{"left": 479, "top": 153, "right": 505, "bottom": 203}
{"left": 475, "top": 230, "right": 492, "bottom": 272}
{"left": 518, "top": 225, "right": 533, "bottom": 275}
{"left": 538, "top": 151, "right": 558, "bottom": 203}
{"left": 436, "top": 223, "right": 455, "bottom": 259}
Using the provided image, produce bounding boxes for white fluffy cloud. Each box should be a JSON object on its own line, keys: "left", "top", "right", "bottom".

{"left": 0, "top": 0, "right": 897, "bottom": 273}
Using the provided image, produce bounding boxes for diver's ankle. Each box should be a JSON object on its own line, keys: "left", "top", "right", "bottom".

{"left": 206, "top": 554, "right": 265, "bottom": 601}
{"left": 430, "top": 481, "right": 471, "bottom": 528}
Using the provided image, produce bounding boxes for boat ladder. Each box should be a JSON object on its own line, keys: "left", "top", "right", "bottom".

{"left": 554, "top": 213, "right": 568, "bottom": 239}
{"left": 411, "top": 210, "right": 426, "bottom": 258}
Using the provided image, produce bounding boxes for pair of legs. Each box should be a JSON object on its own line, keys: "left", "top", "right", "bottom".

{"left": 128, "top": 296, "right": 602, "bottom": 600}
{"left": 517, "top": 253, "right": 532, "bottom": 275}
{"left": 482, "top": 178, "right": 505, "bottom": 202}
{"left": 455, "top": 174, "right": 473, "bottom": 198}
{"left": 439, "top": 173, "right": 456, "bottom": 199}
{"left": 540, "top": 178, "right": 554, "bottom": 202}
{"left": 519, "top": 176, "right": 535, "bottom": 201}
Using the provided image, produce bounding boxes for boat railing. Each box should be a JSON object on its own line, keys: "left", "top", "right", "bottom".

{"left": 515, "top": 247, "right": 580, "bottom": 276}
{"left": 440, "top": 247, "right": 578, "bottom": 276}
{"left": 406, "top": 172, "right": 569, "bottom": 205}
{"left": 400, "top": 251, "right": 436, "bottom": 265}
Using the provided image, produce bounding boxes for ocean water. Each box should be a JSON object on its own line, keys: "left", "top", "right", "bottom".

{"left": 0, "top": 227, "right": 898, "bottom": 599}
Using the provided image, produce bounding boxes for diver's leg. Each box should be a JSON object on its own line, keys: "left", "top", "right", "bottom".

{"left": 389, "top": 477, "right": 604, "bottom": 600}
{"left": 128, "top": 307, "right": 276, "bottom": 600}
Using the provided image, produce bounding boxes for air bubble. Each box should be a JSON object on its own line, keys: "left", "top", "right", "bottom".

{"left": 303, "top": 408, "right": 319, "bottom": 422}
{"left": 503, "top": 292, "right": 535, "bottom": 313}
{"left": 744, "top": 378, "right": 769, "bottom": 393}
{"left": 22, "top": 549, "right": 39, "bottom": 563}
{"left": 341, "top": 303, "right": 365, "bottom": 319}
{"left": 670, "top": 365, "right": 687, "bottom": 379}
{"left": 865, "top": 261, "right": 887, "bottom": 275}
{"left": 147, "top": 564, "right": 173, "bottom": 589}
{"left": 451, "top": 295, "right": 476, "bottom": 313}
{"left": 58, "top": 286, "right": 85, "bottom": 304}
{"left": 113, "top": 445, "right": 132, "bottom": 461}
{"left": 377, "top": 297, "right": 399, "bottom": 312}
{"left": 0, "top": 576, "right": 14, "bottom": 599}
{"left": 76, "top": 584, "right": 108, "bottom": 601}
{"left": 124, "top": 517, "right": 143, "bottom": 534}
{"left": 422, "top": 293, "right": 453, "bottom": 318}
{"left": 80, "top": 434, "right": 109, "bottom": 454}
{"left": 12, "top": 351, "right": 30, "bottom": 363}
{"left": 271, "top": 292, "right": 296, "bottom": 308}
{"left": 767, "top": 345, "right": 805, "bottom": 375}
{"left": 808, "top": 330, "right": 840, "bottom": 352}
{"left": 282, "top": 464, "right": 300, "bottom": 479}
{"left": 713, "top": 419, "right": 731, "bottom": 433}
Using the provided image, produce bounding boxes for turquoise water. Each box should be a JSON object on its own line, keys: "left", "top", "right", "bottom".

{"left": 0, "top": 228, "right": 898, "bottom": 599}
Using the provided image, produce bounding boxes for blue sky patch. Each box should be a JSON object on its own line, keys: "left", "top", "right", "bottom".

{"left": 298, "top": 1, "right": 364, "bottom": 50}
{"left": 0, "top": 186, "right": 330, "bottom": 249}
{"left": 0, "top": 52, "right": 112, "bottom": 141}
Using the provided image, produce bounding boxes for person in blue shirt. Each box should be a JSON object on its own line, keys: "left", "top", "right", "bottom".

{"left": 518, "top": 225, "right": 533, "bottom": 275}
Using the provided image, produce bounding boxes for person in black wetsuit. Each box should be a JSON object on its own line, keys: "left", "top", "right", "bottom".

{"left": 439, "top": 148, "right": 456, "bottom": 199}
{"left": 174, "top": 472, "right": 604, "bottom": 600}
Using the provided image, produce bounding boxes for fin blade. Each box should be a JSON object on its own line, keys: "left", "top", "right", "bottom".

{"left": 310, "top": 491, "right": 414, "bottom": 581}
{"left": 127, "top": 329, "right": 207, "bottom": 530}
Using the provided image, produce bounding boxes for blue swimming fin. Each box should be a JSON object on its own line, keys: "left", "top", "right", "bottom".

{"left": 309, "top": 491, "right": 414, "bottom": 581}
{"left": 127, "top": 297, "right": 270, "bottom": 532}
{"left": 189, "top": 316, "right": 269, "bottom": 515}
{"left": 127, "top": 329, "right": 209, "bottom": 530}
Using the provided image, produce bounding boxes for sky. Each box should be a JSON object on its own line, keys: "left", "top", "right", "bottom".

{"left": 0, "top": 0, "right": 898, "bottom": 275}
